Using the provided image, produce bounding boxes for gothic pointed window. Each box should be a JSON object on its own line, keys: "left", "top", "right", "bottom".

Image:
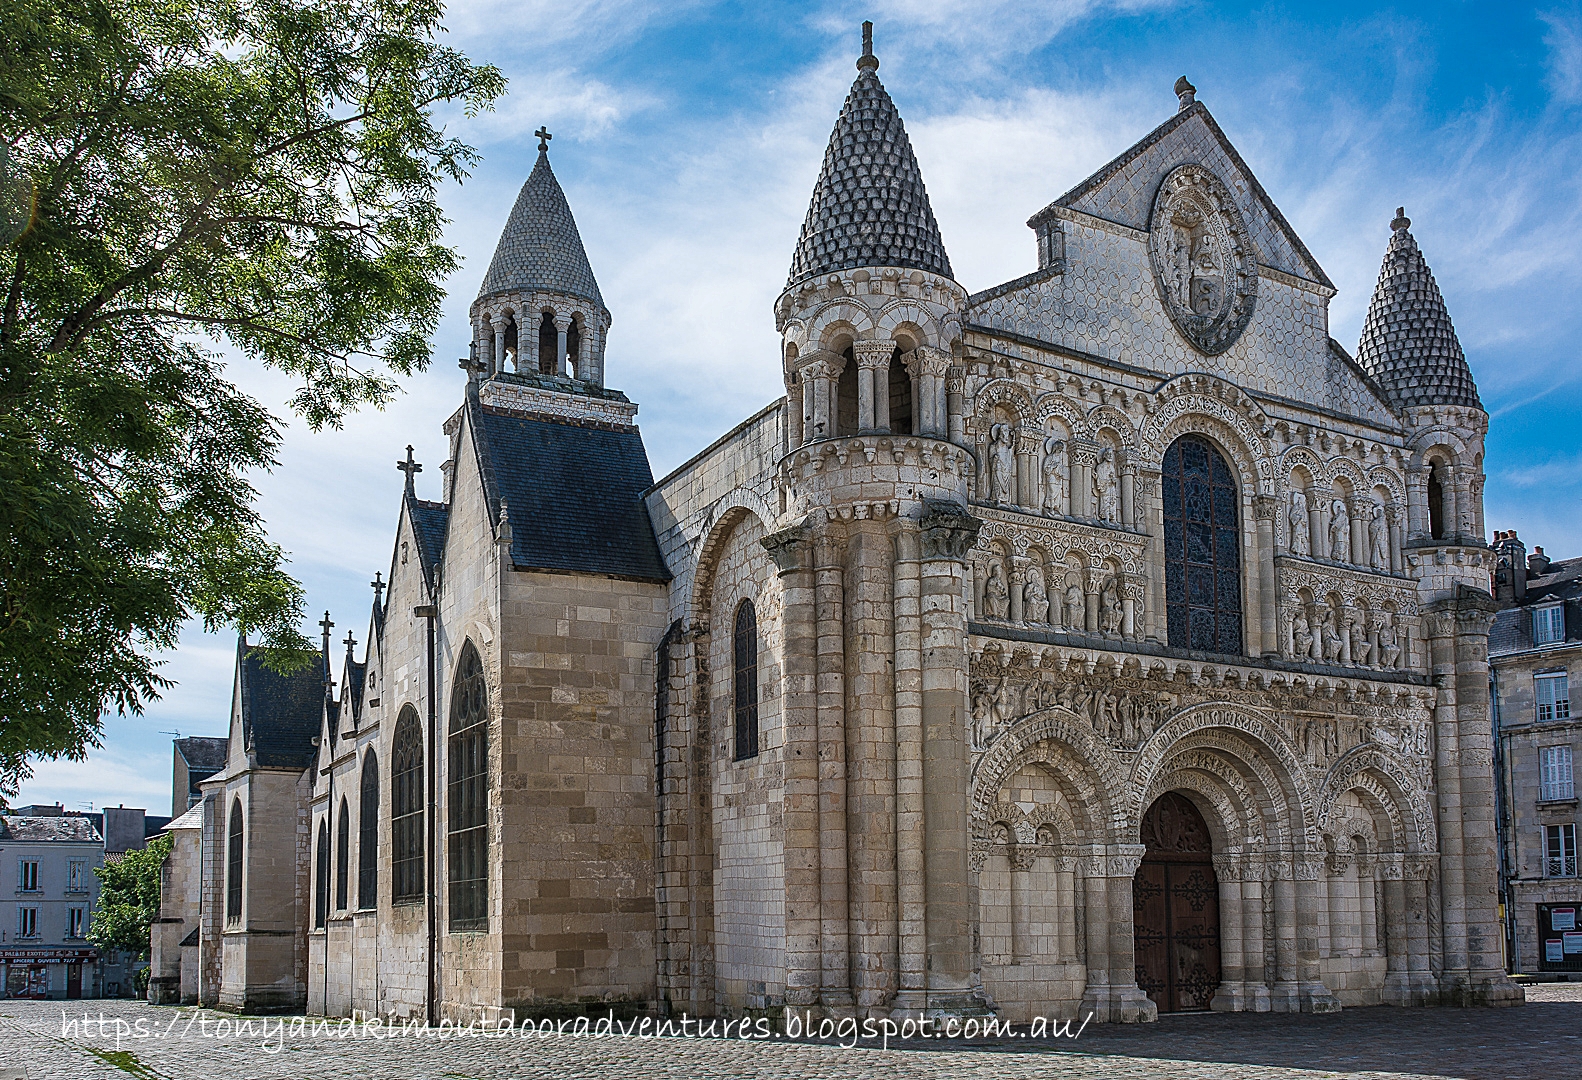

{"left": 448, "top": 642, "right": 489, "bottom": 929}
{"left": 335, "top": 797, "right": 350, "bottom": 911}
{"left": 315, "top": 819, "right": 330, "bottom": 928}
{"left": 391, "top": 706, "right": 425, "bottom": 904}
{"left": 358, "top": 751, "right": 378, "bottom": 909}
{"left": 1162, "top": 435, "right": 1243, "bottom": 655}
{"left": 733, "top": 600, "right": 759, "bottom": 761}
{"left": 226, "top": 799, "right": 244, "bottom": 923}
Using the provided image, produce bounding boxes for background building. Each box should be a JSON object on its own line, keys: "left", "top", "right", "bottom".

{"left": 1491, "top": 531, "right": 1582, "bottom": 978}
{"left": 0, "top": 813, "right": 103, "bottom": 999}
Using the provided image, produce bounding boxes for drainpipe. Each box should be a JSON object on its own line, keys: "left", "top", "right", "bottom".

{"left": 414, "top": 602, "right": 439, "bottom": 1025}
{"left": 1490, "top": 666, "right": 1516, "bottom": 973}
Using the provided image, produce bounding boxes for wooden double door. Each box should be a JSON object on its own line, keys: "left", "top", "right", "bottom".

{"left": 1133, "top": 791, "right": 1222, "bottom": 1012}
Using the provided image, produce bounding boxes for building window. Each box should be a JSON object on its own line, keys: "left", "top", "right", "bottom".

{"left": 1546, "top": 823, "right": 1578, "bottom": 877}
{"left": 18, "top": 860, "right": 39, "bottom": 893}
{"left": 391, "top": 706, "right": 425, "bottom": 904}
{"left": 17, "top": 908, "right": 37, "bottom": 938}
{"left": 225, "top": 799, "right": 243, "bottom": 923}
{"left": 448, "top": 642, "right": 489, "bottom": 930}
{"left": 67, "top": 908, "right": 85, "bottom": 939}
{"left": 655, "top": 638, "right": 671, "bottom": 791}
{"left": 1541, "top": 745, "right": 1575, "bottom": 802}
{"left": 314, "top": 819, "right": 330, "bottom": 929}
{"left": 67, "top": 860, "right": 86, "bottom": 894}
{"left": 1535, "top": 606, "right": 1566, "bottom": 645}
{"left": 335, "top": 797, "right": 350, "bottom": 911}
{"left": 358, "top": 750, "right": 378, "bottom": 910}
{"left": 733, "top": 599, "right": 759, "bottom": 761}
{"left": 1538, "top": 672, "right": 1572, "bottom": 723}
{"left": 1162, "top": 434, "right": 1243, "bottom": 655}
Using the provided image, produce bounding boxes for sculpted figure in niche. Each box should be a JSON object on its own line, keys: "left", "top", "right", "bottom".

{"left": 1378, "top": 611, "right": 1402, "bottom": 669}
{"left": 1348, "top": 613, "right": 1369, "bottom": 666}
{"left": 989, "top": 424, "right": 1017, "bottom": 505}
{"left": 1328, "top": 499, "right": 1350, "bottom": 563}
{"left": 1289, "top": 490, "right": 1310, "bottom": 555}
{"left": 984, "top": 562, "right": 1011, "bottom": 620}
{"left": 1369, "top": 505, "right": 1390, "bottom": 570}
{"left": 1042, "top": 438, "right": 1068, "bottom": 516}
{"left": 1024, "top": 568, "right": 1049, "bottom": 624}
{"left": 1093, "top": 446, "right": 1121, "bottom": 523}
{"left": 970, "top": 690, "right": 992, "bottom": 749}
{"left": 1065, "top": 580, "right": 1085, "bottom": 630}
{"left": 1099, "top": 576, "right": 1123, "bottom": 635}
{"left": 1292, "top": 609, "right": 1319, "bottom": 662}
{"left": 1321, "top": 608, "right": 1344, "bottom": 662}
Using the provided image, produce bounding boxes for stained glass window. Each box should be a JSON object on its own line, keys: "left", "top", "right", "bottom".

{"left": 1163, "top": 435, "right": 1243, "bottom": 655}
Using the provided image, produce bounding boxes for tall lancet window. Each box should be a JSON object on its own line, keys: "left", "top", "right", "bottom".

{"left": 733, "top": 600, "right": 759, "bottom": 761}
{"left": 315, "top": 819, "right": 330, "bottom": 928}
{"left": 358, "top": 751, "right": 378, "bottom": 909}
{"left": 448, "top": 642, "right": 490, "bottom": 929}
{"left": 391, "top": 707, "right": 425, "bottom": 904}
{"left": 1162, "top": 434, "right": 1243, "bottom": 655}
{"left": 226, "top": 799, "right": 244, "bottom": 923}
{"left": 335, "top": 797, "right": 350, "bottom": 911}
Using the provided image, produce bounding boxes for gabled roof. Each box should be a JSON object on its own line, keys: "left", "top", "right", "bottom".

{"left": 408, "top": 495, "right": 450, "bottom": 587}
{"left": 237, "top": 639, "right": 326, "bottom": 770}
{"left": 466, "top": 392, "right": 669, "bottom": 583}
{"left": 477, "top": 148, "right": 605, "bottom": 309}
{"left": 1032, "top": 100, "right": 1333, "bottom": 290}
{"left": 174, "top": 736, "right": 228, "bottom": 772}
{"left": 163, "top": 804, "right": 205, "bottom": 831}
{"left": 1356, "top": 210, "right": 1479, "bottom": 410}
{"left": 0, "top": 815, "right": 101, "bottom": 842}
{"left": 1491, "top": 555, "right": 1582, "bottom": 656}
{"left": 786, "top": 44, "right": 952, "bottom": 289}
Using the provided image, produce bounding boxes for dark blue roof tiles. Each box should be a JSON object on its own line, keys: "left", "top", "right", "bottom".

{"left": 238, "top": 640, "right": 326, "bottom": 769}
{"left": 408, "top": 497, "right": 450, "bottom": 584}
{"left": 478, "top": 149, "right": 605, "bottom": 309}
{"left": 787, "top": 69, "right": 953, "bottom": 289}
{"left": 473, "top": 405, "right": 669, "bottom": 583}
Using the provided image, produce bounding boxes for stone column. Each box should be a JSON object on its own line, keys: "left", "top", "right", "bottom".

{"left": 1308, "top": 499, "right": 1327, "bottom": 560}
{"left": 1009, "top": 849, "right": 1032, "bottom": 962}
{"left": 1270, "top": 855, "right": 1300, "bottom": 1011}
{"left": 1055, "top": 858, "right": 1078, "bottom": 962}
{"left": 807, "top": 359, "right": 834, "bottom": 443}
{"left": 553, "top": 314, "right": 570, "bottom": 377}
{"left": 762, "top": 523, "right": 820, "bottom": 1009}
{"left": 786, "top": 376, "right": 805, "bottom": 450}
{"left": 1008, "top": 562, "right": 1026, "bottom": 625}
{"left": 1387, "top": 504, "right": 1405, "bottom": 574}
{"left": 1241, "top": 855, "right": 1270, "bottom": 1011}
{"left": 1295, "top": 856, "right": 1340, "bottom": 1012}
{"left": 845, "top": 510, "right": 898, "bottom": 1011}
{"left": 1078, "top": 849, "right": 1110, "bottom": 1012}
{"left": 913, "top": 347, "right": 951, "bottom": 439}
{"left": 1084, "top": 845, "right": 1155, "bottom": 1022}
{"left": 1016, "top": 431, "right": 1040, "bottom": 511}
{"left": 1121, "top": 466, "right": 1136, "bottom": 529}
{"left": 890, "top": 525, "right": 927, "bottom": 1016}
{"left": 1404, "top": 858, "right": 1435, "bottom": 1002}
{"left": 814, "top": 531, "right": 852, "bottom": 1011}
{"left": 917, "top": 501, "right": 982, "bottom": 1012}
{"left": 946, "top": 371, "right": 965, "bottom": 445}
{"left": 1211, "top": 854, "right": 1247, "bottom": 1012}
{"left": 1349, "top": 498, "right": 1368, "bottom": 570}
{"left": 853, "top": 341, "right": 892, "bottom": 434}
{"left": 1253, "top": 495, "right": 1279, "bottom": 657}
{"left": 1379, "top": 854, "right": 1410, "bottom": 1004}
{"left": 1070, "top": 441, "right": 1097, "bottom": 519}
{"left": 489, "top": 312, "right": 509, "bottom": 374}
{"left": 1138, "top": 469, "right": 1166, "bottom": 643}
{"left": 1084, "top": 567, "right": 1100, "bottom": 633}
{"left": 1423, "top": 603, "right": 1464, "bottom": 999}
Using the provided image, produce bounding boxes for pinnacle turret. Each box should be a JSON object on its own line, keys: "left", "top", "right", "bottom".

{"left": 478, "top": 144, "right": 603, "bottom": 309}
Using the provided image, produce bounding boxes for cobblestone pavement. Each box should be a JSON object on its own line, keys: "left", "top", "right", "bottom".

{"left": 0, "top": 995, "right": 1574, "bottom": 1080}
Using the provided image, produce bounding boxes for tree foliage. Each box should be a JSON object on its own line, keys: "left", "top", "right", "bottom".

{"left": 0, "top": 0, "right": 503, "bottom": 794}
{"left": 89, "top": 832, "right": 174, "bottom": 960}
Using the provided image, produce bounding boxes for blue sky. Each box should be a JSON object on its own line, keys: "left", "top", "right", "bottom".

{"left": 20, "top": 0, "right": 1581, "bottom": 813}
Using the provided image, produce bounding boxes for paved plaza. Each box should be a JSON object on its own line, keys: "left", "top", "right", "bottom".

{"left": 0, "top": 990, "right": 1575, "bottom": 1080}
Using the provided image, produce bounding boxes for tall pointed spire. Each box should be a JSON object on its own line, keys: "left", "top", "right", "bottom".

{"left": 477, "top": 141, "right": 604, "bottom": 308}
{"left": 786, "top": 22, "right": 953, "bottom": 289}
{"left": 1357, "top": 208, "right": 1480, "bottom": 410}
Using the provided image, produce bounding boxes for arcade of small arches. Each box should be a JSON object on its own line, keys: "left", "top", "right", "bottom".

{"left": 470, "top": 293, "right": 610, "bottom": 385}
{"left": 969, "top": 704, "right": 1440, "bottom": 1015}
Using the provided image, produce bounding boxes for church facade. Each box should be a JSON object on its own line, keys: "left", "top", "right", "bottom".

{"left": 154, "top": 29, "right": 1522, "bottom": 1023}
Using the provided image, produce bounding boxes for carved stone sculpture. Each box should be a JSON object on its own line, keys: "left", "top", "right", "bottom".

{"left": 1023, "top": 568, "right": 1049, "bottom": 625}
{"left": 1065, "top": 581, "right": 1085, "bottom": 630}
{"left": 1293, "top": 610, "right": 1319, "bottom": 662}
{"left": 1099, "top": 576, "right": 1122, "bottom": 634}
{"left": 1094, "top": 446, "right": 1121, "bottom": 523}
{"left": 1369, "top": 504, "right": 1389, "bottom": 570}
{"left": 1289, "top": 489, "right": 1310, "bottom": 555}
{"left": 984, "top": 562, "right": 1010, "bottom": 620}
{"left": 989, "top": 423, "right": 1017, "bottom": 505}
{"left": 1348, "top": 614, "right": 1368, "bottom": 666}
{"left": 1321, "top": 608, "right": 1344, "bottom": 661}
{"left": 1328, "top": 499, "right": 1350, "bottom": 563}
{"left": 1042, "top": 438, "right": 1068, "bottom": 516}
{"left": 1378, "top": 611, "right": 1402, "bottom": 669}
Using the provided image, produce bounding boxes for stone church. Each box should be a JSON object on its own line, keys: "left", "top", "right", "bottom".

{"left": 152, "top": 26, "right": 1522, "bottom": 1023}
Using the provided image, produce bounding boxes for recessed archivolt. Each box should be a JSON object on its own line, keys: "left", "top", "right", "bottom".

{"left": 688, "top": 495, "right": 773, "bottom": 625}
{"left": 1318, "top": 746, "right": 1434, "bottom": 854}
{"left": 876, "top": 299, "right": 941, "bottom": 347}
{"left": 1032, "top": 392, "right": 1086, "bottom": 438}
{"left": 1326, "top": 455, "right": 1367, "bottom": 493}
{"left": 1085, "top": 403, "right": 1137, "bottom": 454}
{"left": 1367, "top": 466, "right": 1406, "bottom": 506}
{"left": 978, "top": 788, "right": 1081, "bottom": 854}
{"left": 1143, "top": 769, "right": 1252, "bottom": 854}
{"left": 1143, "top": 734, "right": 1299, "bottom": 851}
{"left": 809, "top": 301, "right": 876, "bottom": 352}
{"left": 1144, "top": 747, "right": 1264, "bottom": 845}
{"left": 970, "top": 707, "right": 1127, "bottom": 839}
{"left": 1407, "top": 430, "right": 1469, "bottom": 470}
{"left": 1130, "top": 702, "right": 1317, "bottom": 850}
{"left": 974, "top": 378, "right": 1036, "bottom": 426}
{"left": 1136, "top": 395, "right": 1276, "bottom": 496}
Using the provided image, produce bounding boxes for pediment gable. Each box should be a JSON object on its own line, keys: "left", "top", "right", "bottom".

{"left": 1038, "top": 102, "right": 1331, "bottom": 290}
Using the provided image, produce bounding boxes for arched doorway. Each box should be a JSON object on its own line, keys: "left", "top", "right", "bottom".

{"left": 1134, "top": 791, "right": 1222, "bottom": 1012}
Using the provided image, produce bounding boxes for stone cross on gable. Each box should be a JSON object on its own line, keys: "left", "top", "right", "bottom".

{"left": 343, "top": 630, "right": 357, "bottom": 656}
{"left": 397, "top": 446, "right": 422, "bottom": 489}
{"left": 318, "top": 611, "right": 335, "bottom": 690}
{"left": 370, "top": 572, "right": 386, "bottom": 605}
{"left": 535, "top": 126, "right": 552, "bottom": 151}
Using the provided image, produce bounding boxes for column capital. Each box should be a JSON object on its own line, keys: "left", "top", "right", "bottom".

{"left": 552, "top": 312, "right": 572, "bottom": 332}
{"left": 761, "top": 520, "right": 814, "bottom": 575}
{"left": 851, "top": 339, "right": 895, "bottom": 368}
{"left": 906, "top": 344, "right": 953, "bottom": 377}
{"left": 1069, "top": 439, "right": 1100, "bottom": 467}
{"left": 1252, "top": 494, "right": 1280, "bottom": 521}
{"left": 919, "top": 499, "right": 982, "bottom": 560}
{"left": 1106, "top": 843, "right": 1147, "bottom": 878}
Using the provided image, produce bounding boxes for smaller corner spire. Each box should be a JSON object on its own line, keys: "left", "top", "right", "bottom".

{"left": 1174, "top": 76, "right": 1196, "bottom": 111}
{"left": 1391, "top": 206, "right": 1411, "bottom": 233}
{"left": 858, "top": 20, "right": 879, "bottom": 72}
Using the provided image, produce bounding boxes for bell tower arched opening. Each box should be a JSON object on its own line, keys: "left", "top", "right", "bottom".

{"left": 1134, "top": 791, "right": 1222, "bottom": 1012}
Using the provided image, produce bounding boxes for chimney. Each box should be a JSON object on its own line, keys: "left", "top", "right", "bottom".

{"left": 1530, "top": 546, "right": 1552, "bottom": 578}
{"left": 1493, "top": 530, "right": 1527, "bottom": 602}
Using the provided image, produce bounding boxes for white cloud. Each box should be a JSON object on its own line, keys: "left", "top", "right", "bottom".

{"left": 1542, "top": 8, "right": 1582, "bottom": 102}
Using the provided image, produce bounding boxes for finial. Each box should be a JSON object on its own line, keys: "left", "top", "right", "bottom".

{"left": 343, "top": 630, "right": 357, "bottom": 657}
{"left": 1391, "top": 206, "right": 1411, "bottom": 232}
{"left": 535, "top": 126, "right": 552, "bottom": 152}
{"left": 397, "top": 445, "right": 423, "bottom": 490}
{"left": 496, "top": 498, "right": 514, "bottom": 548}
{"left": 370, "top": 572, "right": 386, "bottom": 605}
{"left": 1174, "top": 76, "right": 1196, "bottom": 111}
{"left": 318, "top": 611, "right": 335, "bottom": 686}
{"left": 857, "top": 21, "right": 879, "bottom": 72}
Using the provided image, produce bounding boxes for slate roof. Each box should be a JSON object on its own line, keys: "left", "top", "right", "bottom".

{"left": 1357, "top": 210, "right": 1480, "bottom": 410}
{"left": 0, "top": 815, "right": 102, "bottom": 843}
{"left": 469, "top": 395, "right": 668, "bottom": 582}
{"left": 163, "top": 805, "right": 205, "bottom": 831}
{"left": 1490, "top": 555, "right": 1582, "bottom": 657}
{"left": 477, "top": 148, "right": 605, "bottom": 309}
{"left": 786, "top": 51, "right": 952, "bottom": 289}
{"left": 408, "top": 496, "right": 449, "bottom": 587}
{"left": 237, "top": 639, "right": 326, "bottom": 770}
{"left": 174, "top": 736, "right": 228, "bottom": 772}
